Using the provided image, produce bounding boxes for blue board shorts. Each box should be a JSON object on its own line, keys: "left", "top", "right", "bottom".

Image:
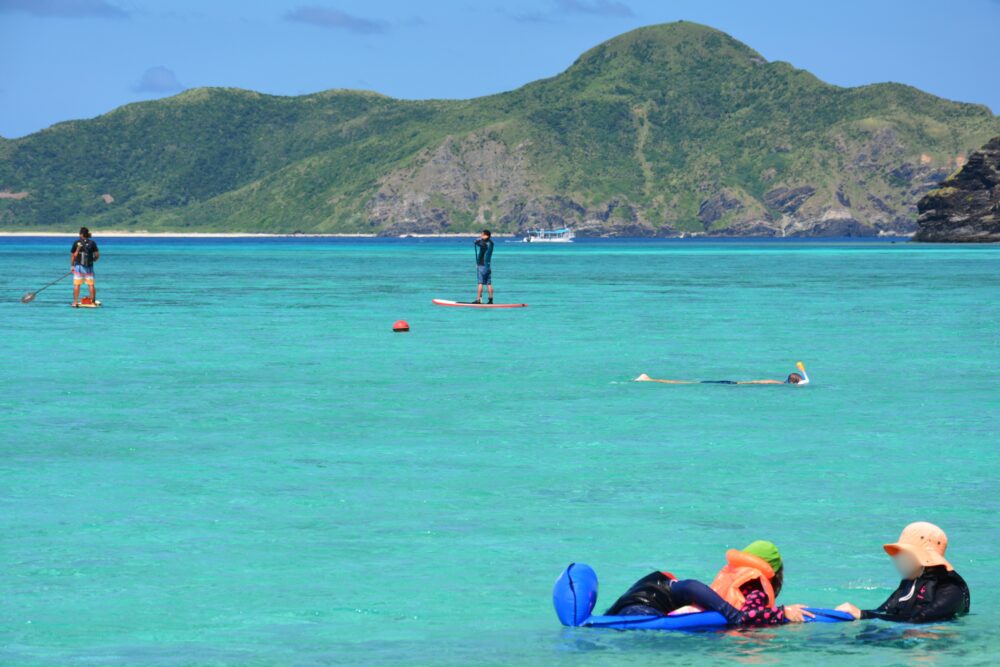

{"left": 73, "top": 264, "right": 94, "bottom": 284}
{"left": 477, "top": 265, "right": 492, "bottom": 285}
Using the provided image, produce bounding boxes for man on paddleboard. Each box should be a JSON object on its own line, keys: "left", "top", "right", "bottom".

{"left": 70, "top": 227, "right": 100, "bottom": 307}
{"left": 474, "top": 229, "right": 494, "bottom": 304}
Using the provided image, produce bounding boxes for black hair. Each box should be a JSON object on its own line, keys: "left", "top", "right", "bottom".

{"left": 771, "top": 566, "right": 784, "bottom": 598}
{"left": 741, "top": 566, "right": 783, "bottom": 599}
{"left": 481, "top": 229, "right": 491, "bottom": 238}
{"left": 80, "top": 227, "right": 91, "bottom": 238}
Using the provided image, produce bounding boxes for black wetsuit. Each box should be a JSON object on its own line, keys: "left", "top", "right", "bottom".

{"left": 474, "top": 239, "right": 493, "bottom": 266}
{"left": 604, "top": 571, "right": 679, "bottom": 616}
{"left": 861, "top": 566, "right": 970, "bottom": 623}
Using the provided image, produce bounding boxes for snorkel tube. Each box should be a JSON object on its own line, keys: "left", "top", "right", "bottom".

{"left": 794, "top": 361, "right": 809, "bottom": 385}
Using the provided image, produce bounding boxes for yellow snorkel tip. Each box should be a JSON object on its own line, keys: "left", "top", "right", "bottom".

{"left": 796, "top": 361, "right": 806, "bottom": 373}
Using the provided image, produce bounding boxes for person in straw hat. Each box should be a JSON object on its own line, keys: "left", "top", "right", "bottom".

{"left": 837, "top": 522, "right": 970, "bottom": 623}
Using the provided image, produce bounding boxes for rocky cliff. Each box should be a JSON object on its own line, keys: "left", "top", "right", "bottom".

{"left": 914, "top": 137, "right": 1000, "bottom": 242}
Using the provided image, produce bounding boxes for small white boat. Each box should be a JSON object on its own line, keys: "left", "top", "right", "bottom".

{"left": 521, "top": 227, "right": 575, "bottom": 243}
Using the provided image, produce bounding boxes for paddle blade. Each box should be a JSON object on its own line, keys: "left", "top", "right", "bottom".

{"left": 21, "top": 292, "right": 36, "bottom": 304}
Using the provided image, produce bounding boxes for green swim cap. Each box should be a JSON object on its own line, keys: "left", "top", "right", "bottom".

{"left": 742, "top": 540, "right": 783, "bottom": 573}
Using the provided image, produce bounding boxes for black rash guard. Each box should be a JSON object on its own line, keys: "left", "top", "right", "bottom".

{"left": 474, "top": 239, "right": 493, "bottom": 266}
{"left": 71, "top": 239, "right": 98, "bottom": 267}
{"left": 604, "top": 571, "right": 678, "bottom": 615}
{"left": 861, "top": 566, "right": 970, "bottom": 623}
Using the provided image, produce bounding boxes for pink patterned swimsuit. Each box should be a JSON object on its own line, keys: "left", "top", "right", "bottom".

{"left": 738, "top": 588, "right": 787, "bottom": 626}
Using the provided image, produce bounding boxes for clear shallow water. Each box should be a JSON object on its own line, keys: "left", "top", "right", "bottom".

{"left": 1, "top": 237, "right": 998, "bottom": 666}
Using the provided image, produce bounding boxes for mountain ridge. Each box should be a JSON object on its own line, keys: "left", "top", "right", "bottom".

{"left": 2, "top": 21, "right": 998, "bottom": 235}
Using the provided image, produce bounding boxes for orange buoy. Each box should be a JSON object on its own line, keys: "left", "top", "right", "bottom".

{"left": 392, "top": 319, "right": 410, "bottom": 332}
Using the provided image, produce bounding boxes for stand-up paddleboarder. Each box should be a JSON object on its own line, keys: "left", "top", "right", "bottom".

{"left": 70, "top": 227, "right": 100, "bottom": 307}
{"left": 474, "top": 229, "right": 494, "bottom": 304}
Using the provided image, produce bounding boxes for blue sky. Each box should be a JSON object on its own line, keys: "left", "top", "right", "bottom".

{"left": 2, "top": 0, "right": 999, "bottom": 138}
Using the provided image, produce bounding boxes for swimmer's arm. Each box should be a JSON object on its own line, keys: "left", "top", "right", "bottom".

{"left": 634, "top": 374, "right": 694, "bottom": 384}
{"left": 669, "top": 580, "right": 743, "bottom": 625}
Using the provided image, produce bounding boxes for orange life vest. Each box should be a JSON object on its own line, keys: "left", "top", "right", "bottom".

{"left": 708, "top": 549, "right": 776, "bottom": 608}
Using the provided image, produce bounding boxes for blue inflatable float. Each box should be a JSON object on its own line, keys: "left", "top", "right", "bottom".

{"left": 554, "top": 562, "right": 854, "bottom": 631}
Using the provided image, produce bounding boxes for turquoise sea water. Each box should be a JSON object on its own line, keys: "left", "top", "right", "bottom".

{"left": 2, "top": 237, "right": 998, "bottom": 666}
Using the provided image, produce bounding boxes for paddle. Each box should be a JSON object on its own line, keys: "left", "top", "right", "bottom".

{"left": 21, "top": 271, "right": 72, "bottom": 303}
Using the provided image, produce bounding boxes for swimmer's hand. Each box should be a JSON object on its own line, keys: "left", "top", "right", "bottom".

{"left": 835, "top": 602, "right": 862, "bottom": 619}
{"left": 634, "top": 374, "right": 651, "bottom": 382}
{"left": 783, "top": 604, "right": 815, "bottom": 623}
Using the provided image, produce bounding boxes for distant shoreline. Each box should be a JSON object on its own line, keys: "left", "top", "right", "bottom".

{"left": 0, "top": 231, "right": 511, "bottom": 238}
{"left": 0, "top": 231, "right": 917, "bottom": 240}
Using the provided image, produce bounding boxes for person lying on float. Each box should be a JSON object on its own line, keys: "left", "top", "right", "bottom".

{"left": 604, "top": 541, "right": 815, "bottom": 625}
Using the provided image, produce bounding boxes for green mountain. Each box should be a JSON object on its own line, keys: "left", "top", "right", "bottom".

{"left": 2, "top": 22, "right": 998, "bottom": 236}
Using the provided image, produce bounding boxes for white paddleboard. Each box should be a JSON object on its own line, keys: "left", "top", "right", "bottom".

{"left": 432, "top": 299, "right": 526, "bottom": 309}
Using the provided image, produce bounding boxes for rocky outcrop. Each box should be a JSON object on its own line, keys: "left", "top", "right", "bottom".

{"left": 788, "top": 214, "right": 870, "bottom": 237}
{"left": 698, "top": 190, "right": 744, "bottom": 226}
{"left": 366, "top": 134, "right": 663, "bottom": 236}
{"left": 763, "top": 186, "right": 815, "bottom": 214}
{"left": 914, "top": 137, "right": 1000, "bottom": 242}
{"left": 366, "top": 133, "right": 541, "bottom": 235}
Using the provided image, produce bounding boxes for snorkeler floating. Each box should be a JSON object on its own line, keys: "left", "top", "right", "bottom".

{"left": 635, "top": 361, "right": 809, "bottom": 385}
